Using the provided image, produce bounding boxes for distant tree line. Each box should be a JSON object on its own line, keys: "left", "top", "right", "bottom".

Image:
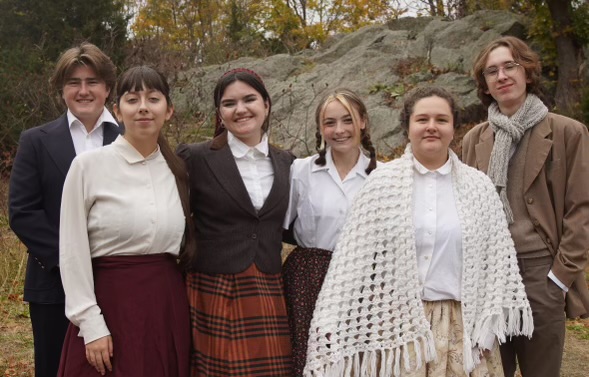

{"left": 411, "top": 0, "right": 589, "bottom": 119}
{"left": 1, "top": 0, "right": 588, "bottom": 174}
{"left": 0, "top": 0, "right": 129, "bottom": 172}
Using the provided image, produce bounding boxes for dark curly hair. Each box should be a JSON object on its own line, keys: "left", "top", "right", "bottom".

{"left": 399, "top": 86, "right": 460, "bottom": 135}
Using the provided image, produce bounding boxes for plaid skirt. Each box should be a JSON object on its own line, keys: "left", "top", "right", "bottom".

{"left": 399, "top": 300, "right": 504, "bottom": 377}
{"left": 283, "top": 247, "right": 332, "bottom": 377}
{"left": 186, "top": 264, "right": 292, "bottom": 376}
{"left": 58, "top": 254, "right": 190, "bottom": 377}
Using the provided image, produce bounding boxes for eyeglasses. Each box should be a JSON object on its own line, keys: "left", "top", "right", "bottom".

{"left": 482, "top": 62, "right": 522, "bottom": 82}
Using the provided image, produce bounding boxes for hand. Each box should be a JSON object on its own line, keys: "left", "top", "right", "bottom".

{"left": 481, "top": 348, "right": 492, "bottom": 359}
{"left": 85, "top": 335, "right": 113, "bottom": 375}
{"left": 478, "top": 347, "right": 492, "bottom": 361}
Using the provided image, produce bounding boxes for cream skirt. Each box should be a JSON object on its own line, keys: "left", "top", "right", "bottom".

{"left": 399, "top": 300, "right": 504, "bottom": 377}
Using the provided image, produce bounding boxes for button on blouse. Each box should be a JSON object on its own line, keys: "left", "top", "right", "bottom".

{"left": 59, "top": 136, "right": 185, "bottom": 344}
{"left": 227, "top": 131, "right": 274, "bottom": 211}
{"left": 412, "top": 157, "right": 463, "bottom": 301}
{"left": 284, "top": 148, "right": 372, "bottom": 251}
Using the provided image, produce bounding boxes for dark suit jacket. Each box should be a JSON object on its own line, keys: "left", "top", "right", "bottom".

{"left": 8, "top": 114, "right": 120, "bottom": 304}
{"left": 177, "top": 131, "right": 294, "bottom": 274}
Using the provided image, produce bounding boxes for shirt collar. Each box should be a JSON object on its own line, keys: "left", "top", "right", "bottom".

{"left": 113, "top": 135, "right": 161, "bottom": 164}
{"left": 311, "top": 147, "right": 369, "bottom": 178}
{"left": 67, "top": 107, "right": 119, "bottom": 133}
{"left": 227, "top": 131, "right": 269, "bottom": 158}
{"left": 413, "top": 155, "right": 452, "bottom": 176}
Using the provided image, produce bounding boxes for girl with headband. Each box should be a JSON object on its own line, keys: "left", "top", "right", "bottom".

{"left": 177, "top": 68, "right": 294, "bottom": 376}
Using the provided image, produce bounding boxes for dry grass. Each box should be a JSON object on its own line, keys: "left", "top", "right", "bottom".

{"left": 1, "top": 177, "right": 34, "bottom": 376}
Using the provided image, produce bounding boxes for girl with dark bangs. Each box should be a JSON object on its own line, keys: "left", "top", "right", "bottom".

{"left": 58, "top": 66, "right": 192, "bottom": 377}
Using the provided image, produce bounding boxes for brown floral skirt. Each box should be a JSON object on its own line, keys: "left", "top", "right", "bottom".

{"left": 399, "top": 300, "right": 504, "bottom": 377}
{"left": 282, "top": 247, "right": 332, "bottom": 377}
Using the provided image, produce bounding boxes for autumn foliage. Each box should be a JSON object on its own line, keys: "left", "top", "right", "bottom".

{"left": 1, "top": 0, "right": 588, "bottom": 174}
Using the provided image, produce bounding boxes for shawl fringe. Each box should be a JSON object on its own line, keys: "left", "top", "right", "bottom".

{"left": 464, "top": 306, "right": 534, "bottom": 373}
{"left": 305, "top": 331, "right": 436, "bottom": 377}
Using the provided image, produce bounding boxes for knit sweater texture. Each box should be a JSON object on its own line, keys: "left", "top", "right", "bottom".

{"left": 304, "top": 145, "right": 533, "bottom": 377}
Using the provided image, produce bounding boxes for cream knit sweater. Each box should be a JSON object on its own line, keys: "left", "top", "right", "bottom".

{"left": 304, "top": 146, "right": 533, "bottom": 377}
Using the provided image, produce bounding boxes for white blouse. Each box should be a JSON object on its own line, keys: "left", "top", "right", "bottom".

{"left": 227, "top": 131, "right": 274, "bottom": 211}
{"left": 284, "top": 148, "right": 372, "bottom": 251}
{"left": 412, "top": 157, "right": 463, "bottom": 302}
{"left": 59, "top": 136, "right": 185, "bottom": 344}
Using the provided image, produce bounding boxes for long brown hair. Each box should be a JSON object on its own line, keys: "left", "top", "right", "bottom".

{"left": 115, "top": 66, "right": 196, "bottom": 266}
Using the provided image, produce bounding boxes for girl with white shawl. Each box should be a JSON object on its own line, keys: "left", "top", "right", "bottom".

{"left": 304, "top": 87, "right": 533, "bottom": 377}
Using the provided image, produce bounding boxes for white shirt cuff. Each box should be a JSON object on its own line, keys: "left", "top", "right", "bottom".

{"left": 79, "top": 314, "right": 111, "bottom": 344}
{"left": 548, "top": 270, "right": 568, "bottom": 292}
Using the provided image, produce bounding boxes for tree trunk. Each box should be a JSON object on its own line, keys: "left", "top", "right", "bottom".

{"left": 426, "top": 0, "right": 437, "bottom": 16}
{"left": 435, "top": 0, "right": 445, "bottom": 15}
{"left": 545, "top": 0, "right": 584, "bottom": 116}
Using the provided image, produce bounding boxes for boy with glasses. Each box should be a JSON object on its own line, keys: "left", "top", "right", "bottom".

{"left": 462, "top": 36, "right": 589, "bottom": 377}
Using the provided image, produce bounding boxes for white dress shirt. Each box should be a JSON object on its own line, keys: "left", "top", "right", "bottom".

{"left": 227, "top": 131, "right": 274, "bottom": 211}
{"left": 284, "top": 148, "right": 372, "bottom": 251}
{"left": 67, "top": 107, "right": 118, "bottom": 155}
{"left": 412, "top": 157, "right": 463, "bottom": 302}
{"left": 59, "top": 136, "right": 185, "bottom": 344}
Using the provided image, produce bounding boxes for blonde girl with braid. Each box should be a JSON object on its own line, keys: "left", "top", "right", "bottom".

{"left": 283, "top": 88, "right": 378, "bottom": 376}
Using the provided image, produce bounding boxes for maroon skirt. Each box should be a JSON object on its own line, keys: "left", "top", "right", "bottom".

{"left": 58, "top": 253, "right": 190, "bottom": 377}
{"left": 186, "top": 264, "right": 292, "bottom": 376}
{"left": 282, "top": 247, "right": 332, "bottom": 377}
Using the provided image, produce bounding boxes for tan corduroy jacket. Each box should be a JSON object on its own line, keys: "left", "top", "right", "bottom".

{"left": 462, "top": 112, "right": 589, "bottom": 318}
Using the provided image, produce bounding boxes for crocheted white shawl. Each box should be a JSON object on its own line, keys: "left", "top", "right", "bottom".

{"left": 303, "top": 146, "right": 533, "bottom": 377}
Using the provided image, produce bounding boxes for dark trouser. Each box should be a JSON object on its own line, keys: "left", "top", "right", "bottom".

{"left": 500, "top": 255, "right": 566, "bottom": 377}
{"left": 29, "top": 302, "right": 69, "bottom": 377}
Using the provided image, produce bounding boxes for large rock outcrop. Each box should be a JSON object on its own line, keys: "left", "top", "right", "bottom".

{"left": 175, "top": 10, "right": 528, "bottom": 156}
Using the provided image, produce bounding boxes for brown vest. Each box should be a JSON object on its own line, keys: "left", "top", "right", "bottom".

{"left": 507, "top": 130, "right": 550, "bottom": 256}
